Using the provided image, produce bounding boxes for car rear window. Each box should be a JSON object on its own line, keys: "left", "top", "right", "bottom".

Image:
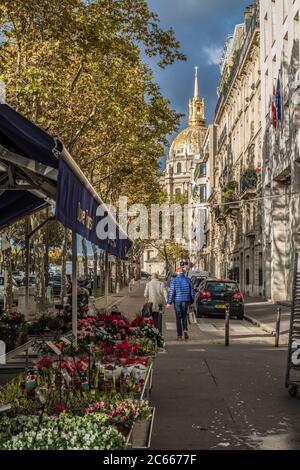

{"left": 206, "top": 282, "right": 238, "bottom": 293}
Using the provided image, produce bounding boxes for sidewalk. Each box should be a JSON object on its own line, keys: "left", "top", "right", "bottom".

{"left": 94, "top": 282, "right": 146, "bottom": 320}
{"left": 244, "top": 296, "right": 291, "bottom": 344}
{"left": 150, "top": 305, "right": 300, "bottom": 450}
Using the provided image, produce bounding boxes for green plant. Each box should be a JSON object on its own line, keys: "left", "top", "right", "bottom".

{"left": 244, "top": 167, "right": 257, "bottom": 180}
{"left": 2, "top": 413, "right": 126, "bottom": 450}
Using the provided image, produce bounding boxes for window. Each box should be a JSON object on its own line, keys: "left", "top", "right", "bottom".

{"left": 206, "top": 281, "right": 239, "bottom": 293}
{"left": 200, "top": 163, "right": 207, "bottom": 177}
{"left": 147, "top": 250, "right": 154, "bottom": 260}
{"left": 175, "top": 188, "right": 181, "bottom": 195}
{"left": 199, "top": 184, "right": 207, "bottom": 203}
{"left": 259, "top": 253, "right": 263, "bottom": 287}
{"left": 177, "top": 162, "right": 182, "bottom": 174}
{"left": 292, "top": 12, "right": 300, "bottom": 80}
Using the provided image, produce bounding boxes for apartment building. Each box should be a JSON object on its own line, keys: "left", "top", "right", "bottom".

{"left": 260, "top": 0, "right": 300, "bottom": 301}
{"left": 210, "top": 3, "right": 263, "bottom": 296}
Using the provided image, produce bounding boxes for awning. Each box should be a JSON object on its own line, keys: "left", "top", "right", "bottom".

{"left": 0, "top": 104, "right": 132, "bottom": 257}
{"left": 56, "top": 156, "right": 131, "bottom": 258}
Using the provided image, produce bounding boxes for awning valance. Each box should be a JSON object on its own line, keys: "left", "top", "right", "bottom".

{"left": 0, "top": 104, "right": 132, "bottom": 258}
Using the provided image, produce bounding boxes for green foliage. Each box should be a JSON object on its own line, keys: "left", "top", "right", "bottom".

{"left": 0, "top": 0, "right": 185, "bottom": 206}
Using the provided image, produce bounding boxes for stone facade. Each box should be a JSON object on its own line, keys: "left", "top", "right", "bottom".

{"left": 260, "top": 0, "right": 300, "bottom": 301}
{"left": 206, "top": 3, "right": 264, "bottom": 296}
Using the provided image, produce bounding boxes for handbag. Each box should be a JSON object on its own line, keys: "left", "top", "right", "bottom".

{"left": 142, "top": 302, "right": 153, "bottom": 318}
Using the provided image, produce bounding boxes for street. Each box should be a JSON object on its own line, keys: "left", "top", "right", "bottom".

{"left": 148, "top": 292, "right": 300, "bottom": 450}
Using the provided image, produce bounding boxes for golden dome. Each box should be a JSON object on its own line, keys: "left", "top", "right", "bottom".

{"left": 169, "top": 125, "right": 206, "bottom": 158}
{"left": 169, "top": 67, "right": 206, "bottom": 159}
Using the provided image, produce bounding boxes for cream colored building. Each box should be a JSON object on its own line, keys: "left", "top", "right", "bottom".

{"left": 207, "top": 3, "right": 263, "bottom": 296}
{"left": 141, "top": 69, "right": 207, "bottom": 276}
{"left": 164, "top": 68, "right": 207, "bottom": 199}
{"left": 260, "top": 0, "right": 300, "bottom": 301}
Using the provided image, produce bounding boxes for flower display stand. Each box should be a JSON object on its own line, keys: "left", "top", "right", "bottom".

{"left": 126, "top": 407, "right": 155, "bottom": 449}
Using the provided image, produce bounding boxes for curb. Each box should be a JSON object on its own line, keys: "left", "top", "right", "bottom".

{"left": 245, "top": 314, "right": 289, "bottom": 345}
{"left": 244, "top": 314, "right": 274, "bottom": 334}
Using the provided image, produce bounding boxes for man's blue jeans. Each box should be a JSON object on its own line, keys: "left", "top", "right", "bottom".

{"left": 174, "top": 301, "right": 189, "bottom": 337}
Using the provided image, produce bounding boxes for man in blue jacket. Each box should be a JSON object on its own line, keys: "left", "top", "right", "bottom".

{"left": 166, "top": 267, "right": 195, "bottom": 340}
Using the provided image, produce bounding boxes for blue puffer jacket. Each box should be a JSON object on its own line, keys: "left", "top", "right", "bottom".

{"left": 167, "top": 274, "right": 195, "bottom": 304}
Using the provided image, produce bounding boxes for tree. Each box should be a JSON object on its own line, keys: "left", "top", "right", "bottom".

{"left": 0, "top": 0, "right": 185, "bottom": 306}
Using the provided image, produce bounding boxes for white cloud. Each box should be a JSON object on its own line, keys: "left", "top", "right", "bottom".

{"left": 203, "top": 46, "right": 223, "bottom": 66}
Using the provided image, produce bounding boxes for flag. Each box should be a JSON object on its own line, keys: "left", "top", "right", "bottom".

{"left": 276, "top": 77, "right": 282, "bottom": 122}
{"left": 272, "top": 82, "right": 277, "bottom": 129}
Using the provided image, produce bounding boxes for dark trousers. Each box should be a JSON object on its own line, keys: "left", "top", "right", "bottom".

{"left": 174, "top": 301, "right": 189, "bottom": 337}
{"left": 152, "top": 311, "right": 162, "bottom": 334}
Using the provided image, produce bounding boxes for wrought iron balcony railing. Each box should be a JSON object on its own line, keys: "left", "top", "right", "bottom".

{"left": 215, "top": 9, "right": 260, "bottom": 118}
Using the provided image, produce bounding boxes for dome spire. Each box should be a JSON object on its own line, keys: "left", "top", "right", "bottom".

{"left": 194, "top": 66, "right": 199, "bottom": 99}
{"left": 188, "top": 66, "right": 205, "bottom": 126}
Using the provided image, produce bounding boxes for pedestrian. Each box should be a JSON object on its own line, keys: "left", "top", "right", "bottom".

{"left": 144, "top": 273, "right": 168, "bottom": 334}
{"left": 166, "top": 267, "right": 195, "bottom": 340}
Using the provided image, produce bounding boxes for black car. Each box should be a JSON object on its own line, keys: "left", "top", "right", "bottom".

{"left": 195, "top": 278, "right": 244, "bottom": 319}
{"left": 49, "top": 274, "right": 62, "bottom": 297}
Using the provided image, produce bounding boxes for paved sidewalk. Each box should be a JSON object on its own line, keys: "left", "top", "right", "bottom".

{"left": 244, "top": 297, "right": 291, "bottom": 345}
{"left": 94, "top": 282, "right": 146, "bottom": 320}
{"left": 150, "top": 306, "right": 300, "bottom": 450}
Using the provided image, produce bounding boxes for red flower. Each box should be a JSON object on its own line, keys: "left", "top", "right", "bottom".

{"left": 54, "top": 404, "right": 66, "bottom": 412}
{"left": 35, "top": 357, "right": 52, "bottom": 369}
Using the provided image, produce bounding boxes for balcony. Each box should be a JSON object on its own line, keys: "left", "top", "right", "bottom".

{"left": 240, "top": 169, "right": 259, "bottom": 199}
{"left": 214, "top": 205, "right": 226, "bottom": 225}
{"left": 215, "top": 8, "right": 259, "bottom": 118}
{"left": 222, "top": 181, "right": 240, "bottom": 218}
{"left": 218, "top": 125, "right": 227, "bottom": 151}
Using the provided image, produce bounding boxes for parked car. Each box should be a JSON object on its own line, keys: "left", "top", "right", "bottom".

{"left": 187, "top": 270, "right": 210, "bottom": 279}
{"left": 141, "top": 271, "right": 150, "bottom": 280}
{"left": 22, "top": 275, "right": 36, "bottom": 287}
{"left": 194, "top": 278, "right": 244, "bottom": 319}
{"left": 12, "top": 270, "right": 25, "bottom": 285}
{"left": 0, "top": 274, "right": 19, "bottom": 306}
{"left": 49, "top": 274, "right": 62, "bottom": 297}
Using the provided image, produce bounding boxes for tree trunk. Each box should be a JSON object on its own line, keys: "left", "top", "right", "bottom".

{"left": 82, "top": 238, "right": 88, "bottom": 279}
{"left": 61, "top": 227, "right": 68, "bottom": 303}
{"left": 3, "top": 246, "right": 13, "bottom": 313}
{"left": 99, "top": 250, "right": 105, "bottom": 294}
{"left": 92, "top": 243, "right": 98, "bottom": 296}
{"left": 32, "top": 214, "right": 46, "bottom": 314}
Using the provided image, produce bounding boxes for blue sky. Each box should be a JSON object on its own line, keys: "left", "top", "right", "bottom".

{"left": 146, "top": 0, "right": 251, "bottom": 133}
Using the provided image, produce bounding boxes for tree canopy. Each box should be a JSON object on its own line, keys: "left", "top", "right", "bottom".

{"left": 0, "top": 0, "right": 185, "bottom": 206}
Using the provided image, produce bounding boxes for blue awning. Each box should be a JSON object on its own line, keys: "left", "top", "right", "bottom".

{"left": 0, "top": 104, "right": 59, "bottom": 168}
{"left": 56, "top": 157, "right": 131, "bottom": 258}
{"left": 0, "top": 104, "right": 132, "bottom": 258}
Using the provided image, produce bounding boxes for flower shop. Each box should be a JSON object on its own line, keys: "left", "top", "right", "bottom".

{"left": 0, "top": 104, "right": 161, "bottom": 450}
{"left": 0, "top": 309, "right": 163, "bottom": 450}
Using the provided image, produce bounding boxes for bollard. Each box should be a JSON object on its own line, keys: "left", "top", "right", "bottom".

{"left": 225, "top": 305, "right": 230, "bottom": 347}
{"left": 275, "top": 306, "right": 281, "bottom": 348}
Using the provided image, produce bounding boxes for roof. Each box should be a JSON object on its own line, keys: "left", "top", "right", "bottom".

{"left": 169, "top": 125, "right": 206, "bottom": 159}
